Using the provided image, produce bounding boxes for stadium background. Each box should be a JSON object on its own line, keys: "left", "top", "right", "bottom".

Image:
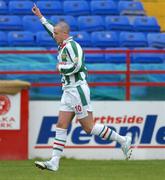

{"left": 0, "top": 0, "right": 165, "bottom": 179}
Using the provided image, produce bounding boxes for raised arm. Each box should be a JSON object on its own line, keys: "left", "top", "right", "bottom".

{"left": 32, "top": 3, "right": 54, "bottom": 38}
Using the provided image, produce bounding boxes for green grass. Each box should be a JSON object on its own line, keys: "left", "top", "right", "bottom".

{"left": 0, "top": 159, "right": 165, "bottom": 180}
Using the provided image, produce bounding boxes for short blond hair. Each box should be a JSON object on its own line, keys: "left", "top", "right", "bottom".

{"left": 55, "top": 21, "right": 70, "bottom": 34}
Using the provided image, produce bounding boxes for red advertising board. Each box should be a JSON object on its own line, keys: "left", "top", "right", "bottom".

{"left": 0, "top": 89, "right": 29, "bottom": 160}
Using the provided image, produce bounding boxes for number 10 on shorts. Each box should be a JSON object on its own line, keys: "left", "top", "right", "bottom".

{"left": 75, "top": 105, "right": 82, "bottom": 113}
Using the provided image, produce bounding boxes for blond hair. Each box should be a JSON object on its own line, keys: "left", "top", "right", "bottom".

{"left": 55, "top": 21, "right": 70, "bottom": 34}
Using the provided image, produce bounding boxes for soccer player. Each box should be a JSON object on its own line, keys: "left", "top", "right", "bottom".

{"left": 32, "top": 4, "right": 132, "bottom": 172}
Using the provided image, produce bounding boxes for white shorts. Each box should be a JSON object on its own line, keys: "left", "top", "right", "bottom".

{"left": 59, "top": 83, "right": 93, "bottom": 119}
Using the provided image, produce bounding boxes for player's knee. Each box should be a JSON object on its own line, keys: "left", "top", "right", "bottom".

{"left": 83, "top": 126, "right": 92, "bottom": 134}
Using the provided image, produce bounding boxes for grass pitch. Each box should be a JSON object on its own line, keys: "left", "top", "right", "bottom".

{"left": 0, "top": 159, "right": 164, "bottom": 180}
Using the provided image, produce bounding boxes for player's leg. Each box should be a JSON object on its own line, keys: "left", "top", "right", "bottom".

{"left": 75, "top": 84, "right": 129, "bottom": 148}
{"left": 35, "top": 90, "right": 75, "bottom": 171}
{"left": 79, "top": 111, "right": 127, "bottom": 145}
{"left": 51, "top": 111, "right": 75, "bottom": 164}
{"left": 75, "top": 84, "right": 132, "bottom": 159}
{"left": 79, "top": 111, "right": 132, "bottom": 159}
{"left": 35, "top": 111, "right": 75, "bottom": 171}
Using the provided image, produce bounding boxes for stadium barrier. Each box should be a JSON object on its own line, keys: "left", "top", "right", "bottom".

{"left": 0, "top": 49, "right": 165, "bottom": 100}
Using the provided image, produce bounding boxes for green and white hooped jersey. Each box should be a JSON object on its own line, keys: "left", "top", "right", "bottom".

{"left": 40, "top": 17, "right": 88, "bottom": 89}
{"left": 57, "top": 37, "right": 88, "bottom": 89}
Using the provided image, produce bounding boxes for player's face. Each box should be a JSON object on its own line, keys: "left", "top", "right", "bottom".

{"left": 53, "top": 26, "right": 65, "bottom": 44}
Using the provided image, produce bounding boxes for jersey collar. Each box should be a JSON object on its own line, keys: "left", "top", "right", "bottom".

{"left": 58, "top": 36, "right": 73, "bottom": 51}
